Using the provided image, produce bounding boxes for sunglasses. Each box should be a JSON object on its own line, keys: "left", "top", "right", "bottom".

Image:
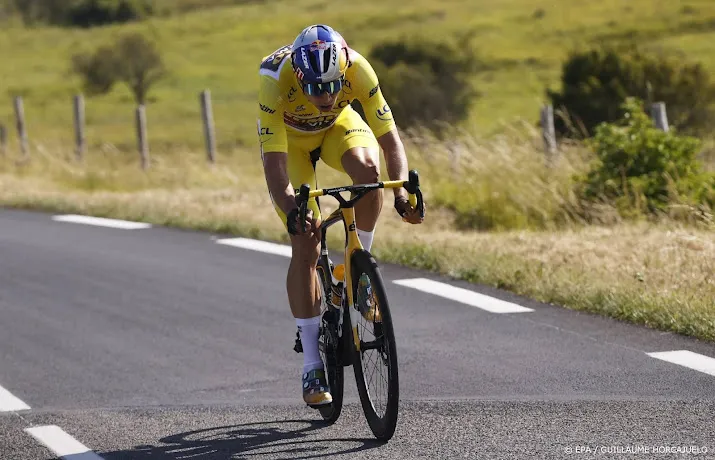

{"left": 301, "top": 78, "right": 344, "bottom": 96}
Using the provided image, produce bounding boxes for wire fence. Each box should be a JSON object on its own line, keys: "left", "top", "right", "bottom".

{"left": 0, "top": 92, "right": 673, "bottom": 169}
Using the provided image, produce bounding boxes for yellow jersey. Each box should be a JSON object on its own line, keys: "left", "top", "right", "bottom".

{"left": 257, "top": 44, "right": 396, "bottom": 153}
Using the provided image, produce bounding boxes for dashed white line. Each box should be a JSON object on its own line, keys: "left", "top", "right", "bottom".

{"left": 393, "top": 278, "right": 534, "bottom": 313}
{"left": 25, "top": 425, "right": 104, "bottom": 459}
{"left": 52, "top": 215, "right": 151, "bottom": 229}
{"left": 646, "top": 350, "right": 715, "bottom": 377}
{"left": 0, "top": 384, "right": 30, "bottom": 412}
{"left": 216, "top": 237, "right": 292, "bottom": 257}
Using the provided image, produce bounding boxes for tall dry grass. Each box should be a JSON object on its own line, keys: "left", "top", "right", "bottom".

{"left": 1, "top": 128, "right": 713, "bottom": 341}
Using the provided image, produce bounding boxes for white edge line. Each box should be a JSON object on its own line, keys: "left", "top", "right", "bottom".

{"left": 646, "top": 350, "right": 715, "bottom": 377}
{"left": 393, "top": 278, "right": 533, "bottom": 313}
{"left": 25, "top": 425, "right": 104, "bottom": 459}
{"left": 52, "top": 214, "right": 152, "bottom": 230}
{"left": 216, "top": 237, "right": 292, "bottom": 258}
{"left": 0, "top": 384, "right": 30, "bottom": 412}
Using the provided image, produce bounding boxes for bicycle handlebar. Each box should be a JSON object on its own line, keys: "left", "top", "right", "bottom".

{"left": 405, "top": 169, "right": 425, "bottom": 219}
{"left": 294, "top": 169, "right": 425, "bottom": 232}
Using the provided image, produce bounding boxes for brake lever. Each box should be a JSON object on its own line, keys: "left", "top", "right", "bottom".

{"left": 406, "top": 169, "right": 425, "bottom": 219}
{"left": 297, "top": 184, "right": 310, "bottom": 233}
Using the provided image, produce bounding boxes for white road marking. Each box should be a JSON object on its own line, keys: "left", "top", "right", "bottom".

{"left": 646, "top": 350, "right": 715, "bottom": 377}
{"left": 216, "top": 237, "right": 292, "bottom": 257}
{"left": 393, "top": 278, "right": 533, "bottom": 313}
{"left": 0, "top": 384, "right": 30, "bottom": 412}
{"left": 52, "top": 215, "right": 151, "bottom": 229}
{"left": 25, "top": 426, "right": 104, "bottom": 459}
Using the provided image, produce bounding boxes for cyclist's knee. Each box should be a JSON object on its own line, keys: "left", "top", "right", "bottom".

{"left": 343, "top": 147, "right": 379, "bottom": 184}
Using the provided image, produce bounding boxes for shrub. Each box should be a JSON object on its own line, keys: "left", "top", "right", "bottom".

{"left": 368, "top": 36, "right": 481, "bottom": 136}
{"left": 8, "top": 0, "right": 151, "bottom": 27}
{"left": 71, "top": 44, "right": 118, "bottom": 95}
{"left": 578, "top": 98, "right": 714, "bottom": 218}
{"left": 66, "top": 0, "right": 151, "bottom": 28}
{"left": 548, "top": 45, "right": 715, "bottom": 137}
{"left": 71, "top": 32, "right": 166, "bottom": 105}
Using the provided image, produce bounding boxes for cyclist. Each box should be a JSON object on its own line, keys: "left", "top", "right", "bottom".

{"left": 257, "top": 24, "right": 424, "bottom": 407}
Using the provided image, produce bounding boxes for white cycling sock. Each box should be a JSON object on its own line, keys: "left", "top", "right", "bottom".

{"left": 357, "top": 228, "right": 375, "bottom": 252}
{"left": 297, "top": 315, "right": 322, "bottom": 374}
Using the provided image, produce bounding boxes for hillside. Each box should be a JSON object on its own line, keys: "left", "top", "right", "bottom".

{"left": 1, "top": 0, "right": 715, "bottom": 152}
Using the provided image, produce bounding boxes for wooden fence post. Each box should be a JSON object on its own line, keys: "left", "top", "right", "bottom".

{"left": 650, "top": 102, "right": 669, "bottom": 132}
{"left": 0, "top": 124, "right": 6, "bottom": 156}
{"left": 540, "top": 104, "right": 557, "bottom": 163}
{"left": 136, "top": 105, "right": 149, "bottom": 169}
{"left": 200, "top": 89, "right": 217, "bottom": 163}
{"left": 13, "top": 96, "right": 28, "bottom": 156}
{"left": 73, "top": 94, "right": 85, "bottom": 160}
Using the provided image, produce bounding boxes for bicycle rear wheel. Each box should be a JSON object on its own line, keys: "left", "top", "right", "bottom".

{"left": 316, "top": 258, "right": 344, "bottom": 423}
{"left": 349, "top": 249, "right": 399, "bottom": 441}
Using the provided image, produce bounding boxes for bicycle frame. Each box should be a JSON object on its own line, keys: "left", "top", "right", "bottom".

{"left": 296, "top": 170, "right": 424, "bottom": 352}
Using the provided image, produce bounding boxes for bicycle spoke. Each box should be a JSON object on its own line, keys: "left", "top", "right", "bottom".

{"left": 357, "top": 310, "right": 390, "bottom": 417}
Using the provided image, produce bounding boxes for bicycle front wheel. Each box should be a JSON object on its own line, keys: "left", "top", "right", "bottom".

{"left": 349, "top": 249, "right": 399, "bottom": 441}
{"left": 316, "top": 259, "right": 344, "bottom": 423}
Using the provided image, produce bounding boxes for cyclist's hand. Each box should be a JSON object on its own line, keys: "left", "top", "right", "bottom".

{"left": 394, "top": 195, "right": 425, "bottom": 224}
{"left": 287, "top": 208, "right": 321, "bottom": 239}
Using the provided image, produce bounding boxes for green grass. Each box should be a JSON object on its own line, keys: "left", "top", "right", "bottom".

{"left": 2, "top": 0, "right": 715, "bottom": 153}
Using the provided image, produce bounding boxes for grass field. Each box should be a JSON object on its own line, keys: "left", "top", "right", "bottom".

{"left": 2, "top": 0, "right": 715, "bottom": 152}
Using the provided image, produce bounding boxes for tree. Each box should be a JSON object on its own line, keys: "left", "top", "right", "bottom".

{"left": 71, "top": 32, "right": 166, "bottom": 105}
{"left": 112, "top": 32, "right": 166, "bottom": 105}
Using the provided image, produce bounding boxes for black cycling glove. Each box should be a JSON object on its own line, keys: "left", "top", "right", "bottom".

{"left": 286, "top": 207, "right": 300, "bottom": 235}
{"left": 394, "top": 196, "right": 411, "bottom": 218}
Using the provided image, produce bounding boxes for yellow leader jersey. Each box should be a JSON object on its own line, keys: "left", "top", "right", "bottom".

{"left": 257, "top": 44, "right": 396, "bottom": 153}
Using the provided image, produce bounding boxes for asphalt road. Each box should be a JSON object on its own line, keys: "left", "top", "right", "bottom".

{"left": 1, "top": 208, "right": 714, "bottom": 459}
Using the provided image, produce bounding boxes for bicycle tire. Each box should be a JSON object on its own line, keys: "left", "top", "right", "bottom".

{"left": 349, "top": 249, "right": 399, "bottom": 441}
{"left": 316, "top": 260, "right": 345, "bottom": 423}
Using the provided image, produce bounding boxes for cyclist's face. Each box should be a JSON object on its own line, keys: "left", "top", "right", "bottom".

{"left": 306, "top": 91, "right": 338, "bottom": 113}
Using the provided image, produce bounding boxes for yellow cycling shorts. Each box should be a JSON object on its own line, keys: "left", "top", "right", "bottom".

{"left": 271, "top": 105, "right": 380, "bottom": 228}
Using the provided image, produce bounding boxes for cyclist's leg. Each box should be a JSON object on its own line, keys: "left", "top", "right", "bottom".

{"left": 320, "top": 106, "right": 381, "bottom": 251}
{"left": 270, "top": 134, "right": 332, "bottom": 406}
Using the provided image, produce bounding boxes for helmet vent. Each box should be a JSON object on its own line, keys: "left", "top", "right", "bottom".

{"left": 308, "top": 52, "right": 320, "bottom": 73}
{"left": 323, "top": 49, "right": 330, "bottom": 72}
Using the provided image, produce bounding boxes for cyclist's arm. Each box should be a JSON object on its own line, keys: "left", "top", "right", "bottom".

{"left": 262, "top": 152, "right": 297, "bottom": 216}
{"left": 377, "top": 129, "right": 410, "bottom": 200}
{"left": 352, "top": 55, "right": 408, "bottom": 199}
{"left": 258, "top": 77, "right": 295, "bottom": 215}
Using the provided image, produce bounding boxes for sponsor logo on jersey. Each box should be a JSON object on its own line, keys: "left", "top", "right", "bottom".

{"left": 337, "top": 99, "right": 353, "bottom": 109}
{"left": 295, "top": 105, "right": 306, "bottom": 112}
{"left": 369, "top": 85, "right": 379, "bottom": 98}
{"left": 284, "top": 112, "right": 337, "bottom": 132}
{"left": 257, "top": 120, "right": 273, "bottom": 145}
{"left": 345, "top": 128, "right": 371, "bottom": 135}
{"left": 288, "top": 86, "right": 297, "bottom": 102}
{"left": 260, "top": 103, "right": 275, "bottom": 114}
{"left": 376, "top": 103, "right": 392, "bottom": 121}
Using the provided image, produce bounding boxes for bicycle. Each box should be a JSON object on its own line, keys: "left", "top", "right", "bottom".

{"left": 292, "top": 169, "right": 425, "bottom": 441}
